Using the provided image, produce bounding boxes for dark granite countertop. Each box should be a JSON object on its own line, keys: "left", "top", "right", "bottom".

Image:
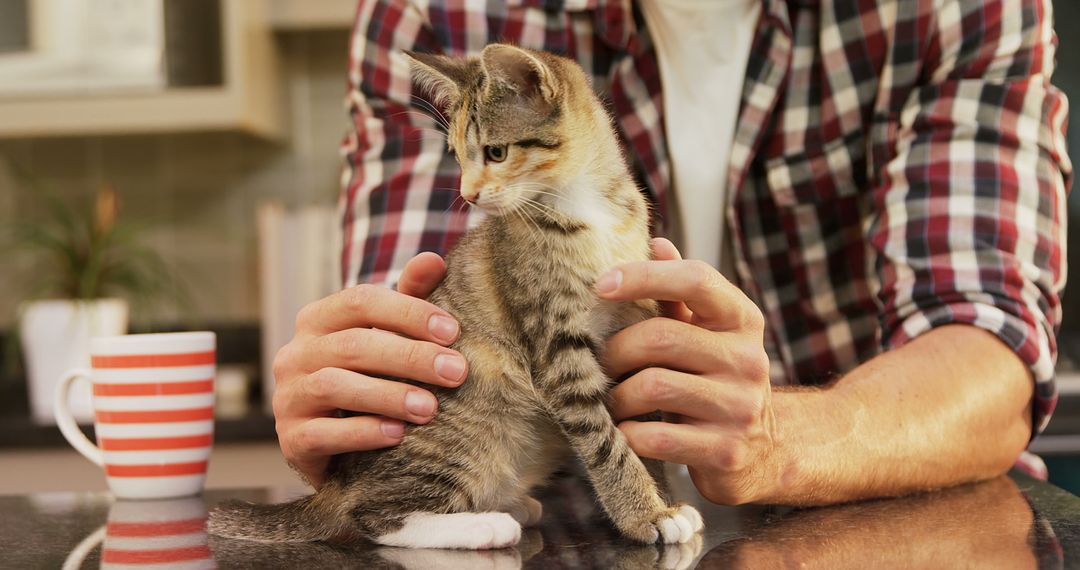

{"left": 4, "top": 469, "right": 1079, "bottom": 569}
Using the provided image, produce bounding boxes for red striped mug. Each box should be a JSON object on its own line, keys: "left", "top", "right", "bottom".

{"left": 55, "top": 332, "right": 216, "bottom": 499}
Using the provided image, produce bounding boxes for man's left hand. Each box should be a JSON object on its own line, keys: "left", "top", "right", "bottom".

{"left": 597, "top": 238, "right": 783, "bottom": 505}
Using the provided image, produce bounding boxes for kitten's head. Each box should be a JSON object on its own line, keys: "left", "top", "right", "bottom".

{"left": 405, "top": 45, "right": 604, "bottom": 217}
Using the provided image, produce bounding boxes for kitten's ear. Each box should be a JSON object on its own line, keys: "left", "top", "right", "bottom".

{"left": 403, "top": 51, "right": 473, "bottom": 107}
{"left": 480, "top": 44, "right": 558, "bottom": 102}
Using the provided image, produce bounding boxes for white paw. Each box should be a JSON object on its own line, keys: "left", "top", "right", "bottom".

{"left": 469, "top": 513, "right": 522, "bottom": 549}
{"left": 659, "top": 534, "right": 704, "bottom": 570}
{"left": 657, "top": 506, "right": 704, "bottom": 544}
{"left": 677, "top": 505, "right": 704, "bottom": 533}
{"left": 376, "top": 512, "right": 522, "bottom": 550}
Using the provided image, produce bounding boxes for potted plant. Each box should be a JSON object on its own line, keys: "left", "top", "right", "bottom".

{"left": 8, "top": 183, "right": 182, "bottom": 425}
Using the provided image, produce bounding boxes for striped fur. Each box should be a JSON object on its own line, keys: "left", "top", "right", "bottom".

{"left": 209, "top": 45, "right": 702, "bottom": 548}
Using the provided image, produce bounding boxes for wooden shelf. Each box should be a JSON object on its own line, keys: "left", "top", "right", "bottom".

{"left": 0, "top": 87, "right": 274, "bottom": 138}
{"left": 268, "top": 0, "right": 356, "bottom": 30}
{"left": 0, "top": 0, "right": 284, "bottom": 140}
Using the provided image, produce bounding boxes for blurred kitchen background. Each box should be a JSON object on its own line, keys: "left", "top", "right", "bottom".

{"left": 0, "top": 0, "right": 1078, "bottom": 495}
{"left": 0, "top": 0, "right": 352, "bottom": 492}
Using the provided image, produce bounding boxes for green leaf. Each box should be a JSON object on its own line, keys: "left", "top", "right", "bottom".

{"left": 1, "top": 155, "right": 196, "bottom": 323}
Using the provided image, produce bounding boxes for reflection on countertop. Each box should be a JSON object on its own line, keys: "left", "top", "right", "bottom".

{"left": 4, "top": 470, "right": 1078, "bottom": 569}
{"left": 698, "top": 476, "right": 1065, "bottom": 569}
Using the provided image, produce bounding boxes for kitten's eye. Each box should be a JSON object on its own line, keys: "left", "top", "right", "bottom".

{"left": 484, "top": 145, "right": 508, "bottom": 163}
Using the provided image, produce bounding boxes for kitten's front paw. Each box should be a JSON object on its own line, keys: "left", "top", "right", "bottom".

{"left": 654, "top": 505, "right": 704, "bottom": 544}
{"left": 620, "top": 504, "right": 704, "bottom": 544}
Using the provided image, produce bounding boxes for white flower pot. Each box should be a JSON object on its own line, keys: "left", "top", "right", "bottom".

{"left": 19, "top": 298, "right": 129, "bottom": 425}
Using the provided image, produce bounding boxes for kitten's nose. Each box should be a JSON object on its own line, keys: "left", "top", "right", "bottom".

{"left": 461, "top": 188, "right": 481, "bottom": 204}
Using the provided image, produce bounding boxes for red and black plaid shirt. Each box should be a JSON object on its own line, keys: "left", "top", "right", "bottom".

{"left": 340, "top": 0, "right": 1071, "bottom": 438}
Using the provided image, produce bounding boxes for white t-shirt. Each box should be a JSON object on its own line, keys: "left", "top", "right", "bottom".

{"left": 640, "top": 0, "right": 761, "bottom": 271}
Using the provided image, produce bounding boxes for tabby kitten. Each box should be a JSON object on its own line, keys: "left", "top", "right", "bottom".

{"left": 209, "top": 44, "right": 703, "bottom": 549}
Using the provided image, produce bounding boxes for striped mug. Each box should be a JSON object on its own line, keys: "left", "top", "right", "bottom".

{"left": 55, "top": 332, "right": 216, "bottom": 499}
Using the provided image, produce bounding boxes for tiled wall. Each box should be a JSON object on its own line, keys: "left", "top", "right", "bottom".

{"left": 0, "top": 31, "right": 351, "bottom": 328}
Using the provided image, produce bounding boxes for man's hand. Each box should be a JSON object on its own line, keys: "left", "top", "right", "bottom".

{"left": 271, "top": 252, "right": 464, "bottom": 488}
{"left": 599, "top": 238, "right": 782, "bottom": 505}
{"left": 600, "top": 239, "right": 1034, "bottom": 507}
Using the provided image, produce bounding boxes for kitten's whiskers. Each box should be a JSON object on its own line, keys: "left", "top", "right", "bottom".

{"left": 511, "top": 202, "right": 543, "bottom": 238}
{"left": 510, "top": 182, "right": 570, "bottom": 204}
{"left": 390, "top": 111, "right": 450, "bottom": 143}
{"left": 519, "top": 196, "right": 562, "bottom": 221}
{"left": 404, "top": 128, "right": 450, "bottom": 143}
{"left": 409, "top": 95, "right": 451, "bottom": 129}
{"left": 516, "top": 196, "right": 604, "bottom": 247}
{"left": 390, "top": 109, "right": 449, "bottom": 129}
{"left": 433, "top": 188, "right": 469, "bottom": 214}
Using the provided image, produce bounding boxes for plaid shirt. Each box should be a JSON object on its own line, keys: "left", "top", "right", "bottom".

{"left": 340, "top": 0, "right": 1071, "bottom": 436}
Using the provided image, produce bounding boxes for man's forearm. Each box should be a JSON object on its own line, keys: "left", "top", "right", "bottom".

{"left": 763, "top": 324, "right": 1034, "bottom": 506}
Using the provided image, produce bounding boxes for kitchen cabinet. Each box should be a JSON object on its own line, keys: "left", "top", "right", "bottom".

{"left": 0, "top": 0, "right": 284, "bottom": 140}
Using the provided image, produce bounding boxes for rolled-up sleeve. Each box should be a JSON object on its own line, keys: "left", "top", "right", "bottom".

{"left": 869, "top": 0, "right": 1072, "bottom": 434}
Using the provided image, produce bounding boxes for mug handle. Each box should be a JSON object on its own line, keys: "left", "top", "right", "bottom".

{"left": 54, "top": 368, "right": 104, "bottom": 466}
{"left": 61, "top": 525, "right": 106, "bottom": 570}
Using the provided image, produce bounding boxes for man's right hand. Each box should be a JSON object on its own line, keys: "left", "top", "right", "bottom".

{"left": 271, "top": 252, "right": 466, "bottom": 488}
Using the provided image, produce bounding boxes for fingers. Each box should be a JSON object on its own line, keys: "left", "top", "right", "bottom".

{"left": 596, "top": 259, "right": 761, "bottom": 332}
{"left": 296, "top": 283, "right": 459, "bottom": 345}
{"left": 610, "top": 368, "right": 714, "bottom": 421}
{"left": 283, "top": 415, "right": 406, "bottom": 471}
{"left": 283, "top": 367, "right": 439, "bottom": 424}
{"left": 399, "top": 251, "right": 448, "bottom": 299}
{"left": 618, "top": 420, "right": 717, "bottom": 466}
{"left": 305, "top": 329, "right": 468, "bottom": 387}
{"left": 651, "top": 237, "right": 681, "bottom": 261}
{"left": 602, "top": 317, "right": 736, "bottom": 379}
{"left": 273, "top": 252, "right": 452, "bottom": 489}
{"left": 649, "top": 238, "right": 692, "bottom": 322}
{"left": 609, "top": 367, "right": 764, "bottom": 425}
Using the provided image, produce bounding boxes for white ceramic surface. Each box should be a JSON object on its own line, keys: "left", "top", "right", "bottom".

{"left": 21, "top": 298, "right": 129, "bottom": 425}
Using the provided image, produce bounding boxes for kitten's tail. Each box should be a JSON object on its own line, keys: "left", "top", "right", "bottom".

{"left": 208, "top": 494, "right": 351, "bottom": 543}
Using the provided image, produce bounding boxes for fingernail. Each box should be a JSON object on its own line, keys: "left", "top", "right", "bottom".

{"left": 428, "top": 314, "right": 459, "bottom": 343}
{"left": 595, "top": 269, "right": 622, "bottom": 294}
{"left": 434, "top": 354, "right": 467, "bottom": 383}
{"left": 405, "top": 391, "right": 437, "bottom": 417}
{"left": 381, "top": 420, "right": 405, "bottom": 439}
